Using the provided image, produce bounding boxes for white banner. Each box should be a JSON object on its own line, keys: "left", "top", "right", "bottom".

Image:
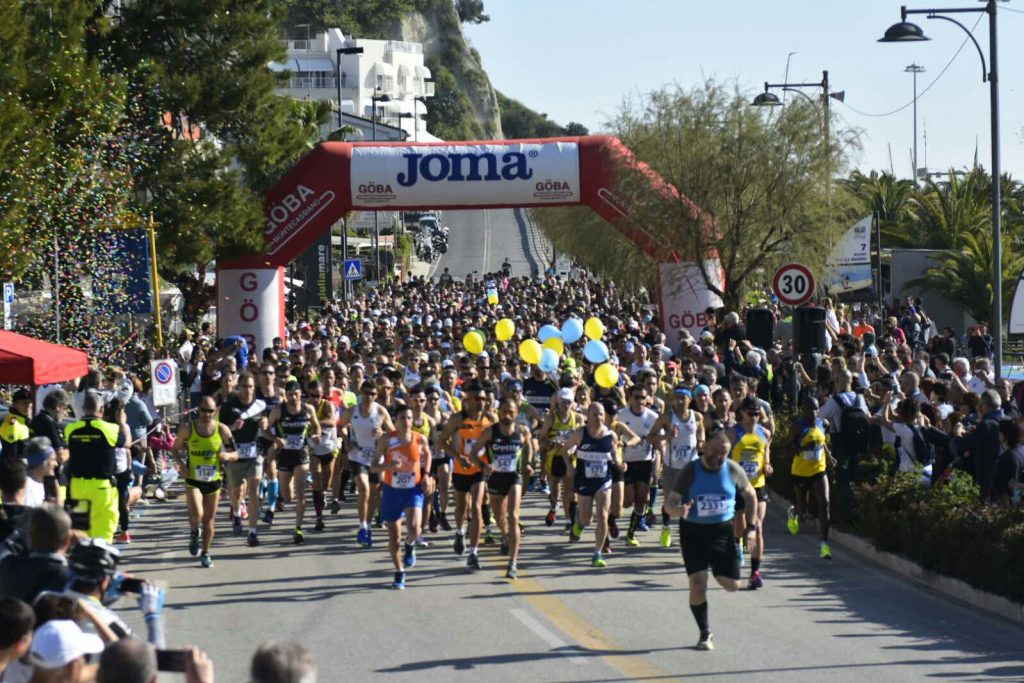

{"left": 351, "top": 142, "right": 580, "bottom": 208}
{"left": 824, "top": 215, "right": 873, "bottom": 293}
{"left": 217, "top": 268, "right": 285, "bottom": 358}
{"left": 659, "top": 261, "right": 724, "bottom": 338}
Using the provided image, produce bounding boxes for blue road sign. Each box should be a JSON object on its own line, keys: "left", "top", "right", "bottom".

{"left": 343, "top": 259, "right": 363, "bottom": 281}
{"left": 3, "top": 284, "right": 13, "bottom": 304}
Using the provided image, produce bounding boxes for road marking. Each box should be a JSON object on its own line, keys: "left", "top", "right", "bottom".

{"left": 510, "top": 608, "right": 588, "bottom": 665}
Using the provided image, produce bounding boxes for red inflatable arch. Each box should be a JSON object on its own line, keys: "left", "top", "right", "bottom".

{"left": 217, "top": 135, "right": 710, "bottom": 352}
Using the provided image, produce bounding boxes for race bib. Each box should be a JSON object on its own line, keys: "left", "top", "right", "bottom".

{"left": 351, "top": 446, "right": 374, "bottom": 465}
{"left": 392, "top": 471, "right": 416, "bottom": 489}
{"left": 584, "top": 459, "right": 608, "bottom": 479}
{"left": 801, "top": 447, "right": 823, "bottom": 462}
{"left": 237, "top": 442, "right": 257, "bottom": 460}
{"left": 740, "top": 459, "right": 760, "bottom": 478}
{"left": 669, "top": 445, "right": 694, "bottom": 469}
{"left": 462, "top": 439, "right": 476, "bottom": 456}
{"left": 493, "top": 455, "right": 517, "bottom": 473}
{"left": 558, "top": 430, "right": 573, "bottom": 441}
{"left": 696, "top": 493, "right": 729, "bottom": 517}
{"left": 194, "top": 465, "right": 218, "bottom": 482}
{"left": 285, "top": 434, "right": 305, "bottom": 450}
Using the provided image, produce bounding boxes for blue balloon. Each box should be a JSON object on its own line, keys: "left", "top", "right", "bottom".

{"left": 539, "top": 348, "right": 560, "bottom": 373}
{"left": 583, "top": 340, "right": 610, "bottom": 364}
{"left": 561, "top": 318, "right": 584, "bottom": 344}
{"left": 538, "top": 324, "right": 561, "bottom": 343}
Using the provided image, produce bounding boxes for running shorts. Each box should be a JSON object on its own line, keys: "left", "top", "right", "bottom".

{"left": 680, "top": 520, "right": 740, "bottom": 579}
{"left": 380, "top": 484, "right": 424, "bottom": 523}
{"left": 487, "top": 472, "right": 522, "bottom": 496}
{"left": 452, "top": 472, "right": 484, "bottom": 493}
{"left": 623, "top": 460, "right": 654, "bottom": 485}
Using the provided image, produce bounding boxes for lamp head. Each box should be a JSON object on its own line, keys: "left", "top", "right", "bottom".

{"left": 878, "top": 21, "right": 930, "bottom": 42}
{"left": 751, "top": 91, "right": 782, "bottom": 107}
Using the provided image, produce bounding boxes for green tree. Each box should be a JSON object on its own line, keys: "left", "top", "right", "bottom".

{"left": 497, "top": 91, "right": 565, "bottom": 139}
{"left": 563, "top": 121, "right": 590, "bottom": 136}
{"left": 455, "top": 0, "right": 490, "bottom": 24}
{"left": 424, "top": 62, "right": 482, "bottom": 140}
{"left": 839, "top": 170, "right": 914, "bottom": 234}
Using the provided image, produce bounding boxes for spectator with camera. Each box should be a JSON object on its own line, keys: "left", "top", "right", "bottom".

{"left": 952, "top": 389, "right": 1004, "bottom": 501}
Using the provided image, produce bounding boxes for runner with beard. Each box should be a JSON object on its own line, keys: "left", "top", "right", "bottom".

{"left": 219, "top": 373, "right": 267, "bottom": 547}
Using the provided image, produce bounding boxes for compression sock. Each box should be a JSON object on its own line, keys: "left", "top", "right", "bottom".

{"left": 627, "top": 510, "right": 641, "bottom": 537}
{"left": 313, "top": 491, "right": 324, "bottom": 516}
{"left": 662, "top": 508, "right": 671, "bottom": 528}
{"left": 690, "top": 601, "right": 709, "bottom": 635}
{"left": 751, "top": 558, "right": 761, "bottom": 572}
{"left": 267, "top": 481, "right": 280, "bottom": 511}
{"left": 482, "top": 502, "right": 492, "bottom": 525}
{"left": 569, "top": 501, "right": 578, "bottom": 524}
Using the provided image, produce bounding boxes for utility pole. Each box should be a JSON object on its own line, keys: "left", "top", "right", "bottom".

{"left": 905, "top": 63, "right": 925, "bottom": 180}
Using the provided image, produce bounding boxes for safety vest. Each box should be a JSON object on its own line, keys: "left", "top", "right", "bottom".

{"left": 65, "top": 418, "right": 120, "bottom": 479}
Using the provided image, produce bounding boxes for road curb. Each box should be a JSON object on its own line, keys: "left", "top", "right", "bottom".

{"left": 767, "top": 495, "right": 1024, "bottom": 625}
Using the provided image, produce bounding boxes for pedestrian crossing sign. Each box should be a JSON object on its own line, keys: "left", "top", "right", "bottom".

{"left": 344, "top": 259, "right": 363, "bottom": 281}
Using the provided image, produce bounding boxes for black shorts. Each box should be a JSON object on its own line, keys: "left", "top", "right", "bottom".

{"left": 348, "top": 461, "right": 380, "bottom": 484}
{"left": 680, "top": 520, "right": 740, "bottom": 579}
{"left": 311, "top": 451, "right": 335, "bottom": 464}
{"left": 452, "top": 472, "right": 484, "bottom": 493}
{"left": 735, "top": 486, "right": 769, "bottom": 511}
{"left": 430, "top": 456, "right": 451, "bottom": 478}
{"left": 185, "top": 479, "right": 223, "bottom": 496}
{"left": 487, "top": 472, "right": 522, "bottom": 496}
{"left": 277, "top": 450, "right": 309, "bottom": 473}
{"left": 610, "top": 462, "right": 623, "bottom": 483}
{"left": 792, "top": 472, "right": 827, "bottom": 489}
{"left": 548, "top": 455, "right": 568, "bottom": 478}
{"left": 623, "top": 460, "right": 654, "bottom": 485}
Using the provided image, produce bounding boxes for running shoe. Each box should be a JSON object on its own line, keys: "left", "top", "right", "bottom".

{"left": 414, "top": 536, "right": 430, "bottom": 548}
{"left": 240, "top": 501, "right": 248, "bottom": 521}
{"left": 200, "top": 552, "right": 213, "bottom": 568}
{"left": 539, "top": 481, "right": 551, "bottom": 495}
{"left": 247, "top": 530, "right": 260, "bottom": 547}
{"left": 403, "top": 542, "right": 416, "bottom": 568}
{"left": 188, "top": 530, "right": 200, "bottom": 557}
{"left": 262, "top": 509, "right": 275, "bottom": 525}
{"left": 314, "top": 516, "right": 325, "bottom": 531}
{"left": 232, "top": 516, "right": 243, "bottom": 536}
{"left": 293, "top": 528, "right": 305, "bottom": 545}
{"left": 659, "top": 527, "right": 672, "bottom": 548}
{"left": 820, "top": 541, "right": 832, "bottom": 560}
{"left": 506, "top": 564, "right": 518, "bottom": 580}
{"left": 545, "top": 509, "right": 556, "bottom": 527}
{"left": 392, "top": 571, "right": 406, "bottom": 590}
{"left": 483, "top": 527, "right": 495, "bottom": 545}
{"left": 569, "top": 522, "right": 583, "bottom": 543}
{"left": 500, "top": 539, "right": 509, "bottom": 556}
{"left": 453, "top": 532, "right": 465, "bottom": 556}
{"left": 466, "top": 553, "right": 480, "bottom": 570}
{"left": 365, "top": 529, "right": 373, "bottom": 548}
{"left": 526, "top": 478, "right": 536, "bottom": 493}
{"left": 357, "top": 527, "right": 369, "bottom": 547}
{"left": 748, "top": 569, "right": 763, "bottom": 589}
{"left": 330, "top": 499, "right": 342, "bottom": 515}
{"left": 625, "top": 535, "right": 640, "bottom": 547}
{"left": 608, "top": 517, "right": 619, "bottom": 539}
{"left": 787, "top": 506, "right": 800, "bottom": 535}
{"left": 439, "top": 514, "right": 452, "bottom": 532}
{"left": 591, "top": 551, "right": 607, "bottom": 568}
{"left": 601, "top": 539, "right": 613, "bottom": 555}
{"left": 115, "top": 531, "right": 131, "bottom": 545}
{"left": 636, "top": 518, "right": 650, "bottom": 533}
{"left": 696, "top": 632, "right": 714, "bottom": 651}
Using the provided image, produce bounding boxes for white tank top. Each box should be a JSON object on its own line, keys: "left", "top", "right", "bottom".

{"left": 667, "top": 409, "right": 698, "bottom": 469}
{"left": 616, "top": 407, "right": 658, "bottom": 462}
{"left": 349, "top": 404, "right": 383, "bottom": 465}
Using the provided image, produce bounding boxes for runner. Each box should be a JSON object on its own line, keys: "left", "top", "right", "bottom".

{"left": 306, "top": 380, "right": 338, "bottom": 532}
{"left": 649, "top": 385, "right": 705, "bottom": 548}
{"left": 169, "top": 396, "right": 239, "bottom": 567}
{"left": 423, "top": 384, "right": 452, "bottom": 532}
{"left": 370, "top": 404, "right": 431, "bottom": 590}
{"left": 220, "top": 372, "right": 267, "bottom": 547}
{"left": 265, "top": 381, "right": 321, "bottom": 545}
{"left": 438, "top": 381, "right": 494, "bottom": 570}
{"left": 665, "top": 428, "right": 759, "bottom": 651}
{"left": 255, "top": 362, "right": 283, "bottom": 525}
{"left": 407, "top": 384, "right": 437, "bottom": 545}
{"left": 338, "top": 381, "right": 394, "bottom": 547}
{"left": 617, "top": 385, "right": 660, "bottom": 547}
{"left": 468, "top": 397, "right": 534, "bottom": 579}
{"left": 730, "top": 397, "right": 772, "bottom": 588}
{"left": 563, "top": 402, "right": 625, "bottom": 567}
{"left": 538, "top": 388, "right": 579, "bottom": 529}
{"left": 784, "top": 396, "right": 832, "bottom": 559}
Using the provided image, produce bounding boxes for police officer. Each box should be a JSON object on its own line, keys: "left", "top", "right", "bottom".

{"left": 0, "top": 389, "right": 33, "bottom": 462}
{"left": 64, "top": 391, "right": 130, "bottom": 542}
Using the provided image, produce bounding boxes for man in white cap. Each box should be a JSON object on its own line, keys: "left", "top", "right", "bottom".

{"left": 27, "top": 619, "right": 105, "bottom": 683}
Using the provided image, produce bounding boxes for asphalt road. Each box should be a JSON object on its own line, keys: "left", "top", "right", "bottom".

{"left": 427, "top": 208, "right": 547, "bottom": 280}
{"left": 116, "top": 487, "right": 1024, "bottom": 682}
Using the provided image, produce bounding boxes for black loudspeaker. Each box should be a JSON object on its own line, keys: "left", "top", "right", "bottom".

{"left": 746, "top": 308, "right": 774, "bottom": 349}
{"left": 793, "top": 306, "right": 827, "bottom": 355}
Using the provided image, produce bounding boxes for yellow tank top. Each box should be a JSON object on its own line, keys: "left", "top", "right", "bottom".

{"left": 547, "top": 410, "right": 578, "bottom": 456}
{"left": 791, "top": 417, "right": 827, "bottom": 477}
{"left": 730, "top": 424, "right": 768, "bottom": 489}
{"left": 412, "top": 415, "right": 431, "bottom": 440}
{"left": 187, "top": 420, "right": 223, "bottom": 483}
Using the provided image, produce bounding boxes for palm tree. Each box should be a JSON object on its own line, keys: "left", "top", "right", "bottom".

{"left": 290, "top": 99, "right": 334, "bottom": 148}
{"left": 839, "top": 170, "right": 915, "bottom": 228}
{"left": 901, "top": 168, "right": 991, "bottom": 250}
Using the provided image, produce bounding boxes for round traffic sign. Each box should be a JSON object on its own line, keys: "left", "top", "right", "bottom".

{"left": 772, "top": 263, "right": 815, "bottom": 306}
{"left": 154, "top": 361, "right": 174, "bottom": 385}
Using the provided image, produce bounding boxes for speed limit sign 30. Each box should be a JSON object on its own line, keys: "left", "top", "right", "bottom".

{"left": 772, "top": 263, "right": 815, "bottom": 306}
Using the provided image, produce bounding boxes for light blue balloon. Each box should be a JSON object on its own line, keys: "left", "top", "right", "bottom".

{"left": 539, "top": 348, "right": 560, "bottom": 373}
{"left": 583, "top": 340, "right": 610, "bottom": 364}
{"left": 538, "top": 324, "right": 562, "bottom": 343}
{"left": 561, "top": 318, "right": 584, "bottom": 344}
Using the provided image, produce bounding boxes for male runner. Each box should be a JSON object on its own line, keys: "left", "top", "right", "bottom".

{"left": 338, "top": 381, "right": 394, "bottom": 547}
{"left": 423, "top": 385, "right": 452, "bottom": 532}
{"left": 255, "top": 363, "right": 283, "bottom": 524}
{"left": 730, "top": 397, "right": 772, "bottom": 588}
{"left": 306, "top": 380, "right": 338, "bottom": 532}
{"left": 617, "top": 385, "right": 659, "bottom": 546}
{"left": 219, "top": 372, "right": 267, "bottom": 547}
{"left": 649, "top": 385, "right": 705, "bottom": 548}
{"left": 538, "top": 388, "right": 579, "bottom": 529}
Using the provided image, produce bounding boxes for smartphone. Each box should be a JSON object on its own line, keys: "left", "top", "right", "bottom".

{"left": 156, "top": 650, "right": 188, "bottom": 672}
{"left": 118, "top": 577, "right": 144, "bottom": 594}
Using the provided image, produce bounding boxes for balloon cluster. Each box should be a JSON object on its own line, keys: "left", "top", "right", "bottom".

{"left": 458, "top": 315, "right": 621, "bottom": 389}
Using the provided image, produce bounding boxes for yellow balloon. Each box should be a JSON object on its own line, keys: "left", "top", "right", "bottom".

{"left": 542, "top": 337, "right": 564, "bottom": 356}
{"left": 463, "top": 329, "right": 485, "bottom": 355}
{"left": 495, "top": 318, "right": 516, "bottom": 342}
{"left": 595, "top": 363, "right": 619, "bottom": 388}
{"left": 584, "top": 317, "right": 605, "bottom": 341}
{"left": 519, "top": 339, "right": 542, "bottom": 366}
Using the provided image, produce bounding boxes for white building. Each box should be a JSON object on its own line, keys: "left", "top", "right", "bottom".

{"left": 272, "top": 28, "right": 438, "bottom": 142}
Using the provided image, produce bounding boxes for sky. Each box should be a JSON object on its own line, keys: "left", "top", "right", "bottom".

{"left": 464, "top": 0, "right": 1024, "bottom": 179}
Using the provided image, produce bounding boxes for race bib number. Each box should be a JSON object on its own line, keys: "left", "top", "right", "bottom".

{"left": 558, "top": 430, "right": 573, "bottom": 441}
{"left": 801, "top": 447, "right": 823, "bottom": 462}
{"left": 237, "top": 442, "right": 257, "bottom": 460}
{"left": 740, "top": 459, "right": 760, "bottom": 478}
{"left": 696, "top": 494, "right": 729, "bottom": 517}
{"left": 462, "top": 439, "right": 477, "bottom": 457}
{"left": 669, "top": 445, "right": 693, "bottom": 469}
{"left": 584, "top": 459, "right": 608, "bottom": 479}
{"left": 285, "top": 434, "right": 305, "bottom": 450}
{"left": 194, "top": 465, "right": 218, "bottom": 482}
{"left": 351, "top": 447, "right": 374, "bottom": 465}
{"left": 494, "top": 455, "right": 517, "bottom": 473}
{"left": 392, "top": 471, "right": 416, "bottom": 489}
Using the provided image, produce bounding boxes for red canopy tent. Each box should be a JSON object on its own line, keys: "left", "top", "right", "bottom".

{"left": 0, "top": 330, "right": 89, "bottom": 385}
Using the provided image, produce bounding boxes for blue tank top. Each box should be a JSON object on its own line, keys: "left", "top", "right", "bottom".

{"left": 685, "top": 461, "right": 737, "bottom": 525}
{"left": 575, "top": 428, "right": 614, "bottom": 482}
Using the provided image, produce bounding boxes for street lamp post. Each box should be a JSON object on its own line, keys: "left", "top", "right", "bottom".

{"left": 879, "top": 1, "right": 1003, "bottom": 378}
{"left": 371, "top": 90, "right": 391, "bottom": 282}
{"left": 905, "top": 63, "right": 926, "bottom": 179}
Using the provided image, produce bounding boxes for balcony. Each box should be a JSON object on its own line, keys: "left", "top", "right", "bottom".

{"left": 385, "top": 40, "right": 422, "bottom": 54}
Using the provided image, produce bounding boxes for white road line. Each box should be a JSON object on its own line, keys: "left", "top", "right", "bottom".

{"left": 510, "top": 608, "right": 589, "bottom": 665}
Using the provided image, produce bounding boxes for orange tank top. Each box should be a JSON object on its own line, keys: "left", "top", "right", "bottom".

{"left": 453, "top": 413, "right": 492, "bottom": 475}
{"left": 382, "top": 432, "right": 423, "bottom": 489}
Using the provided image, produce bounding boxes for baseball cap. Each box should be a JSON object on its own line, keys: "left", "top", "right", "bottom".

{"left": 694, "top": 384, "right": 711, "bottom": 397}
{"left": 624, "top": 342, "right": 635, "bottom": 353}
{"left": 442, "top": 359, "right": 456, "bottom": 369}
{"left": 507, "top": 380, "right": 524, "bottom": 391}
{"left": 29, "top": 620, "right": 104, "bottom": 669}
{"left": 557, "top": 387, "right": 574, "bottom": 402}
{"left": 12, "top": 388, "right": 31, "bottom": 403}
